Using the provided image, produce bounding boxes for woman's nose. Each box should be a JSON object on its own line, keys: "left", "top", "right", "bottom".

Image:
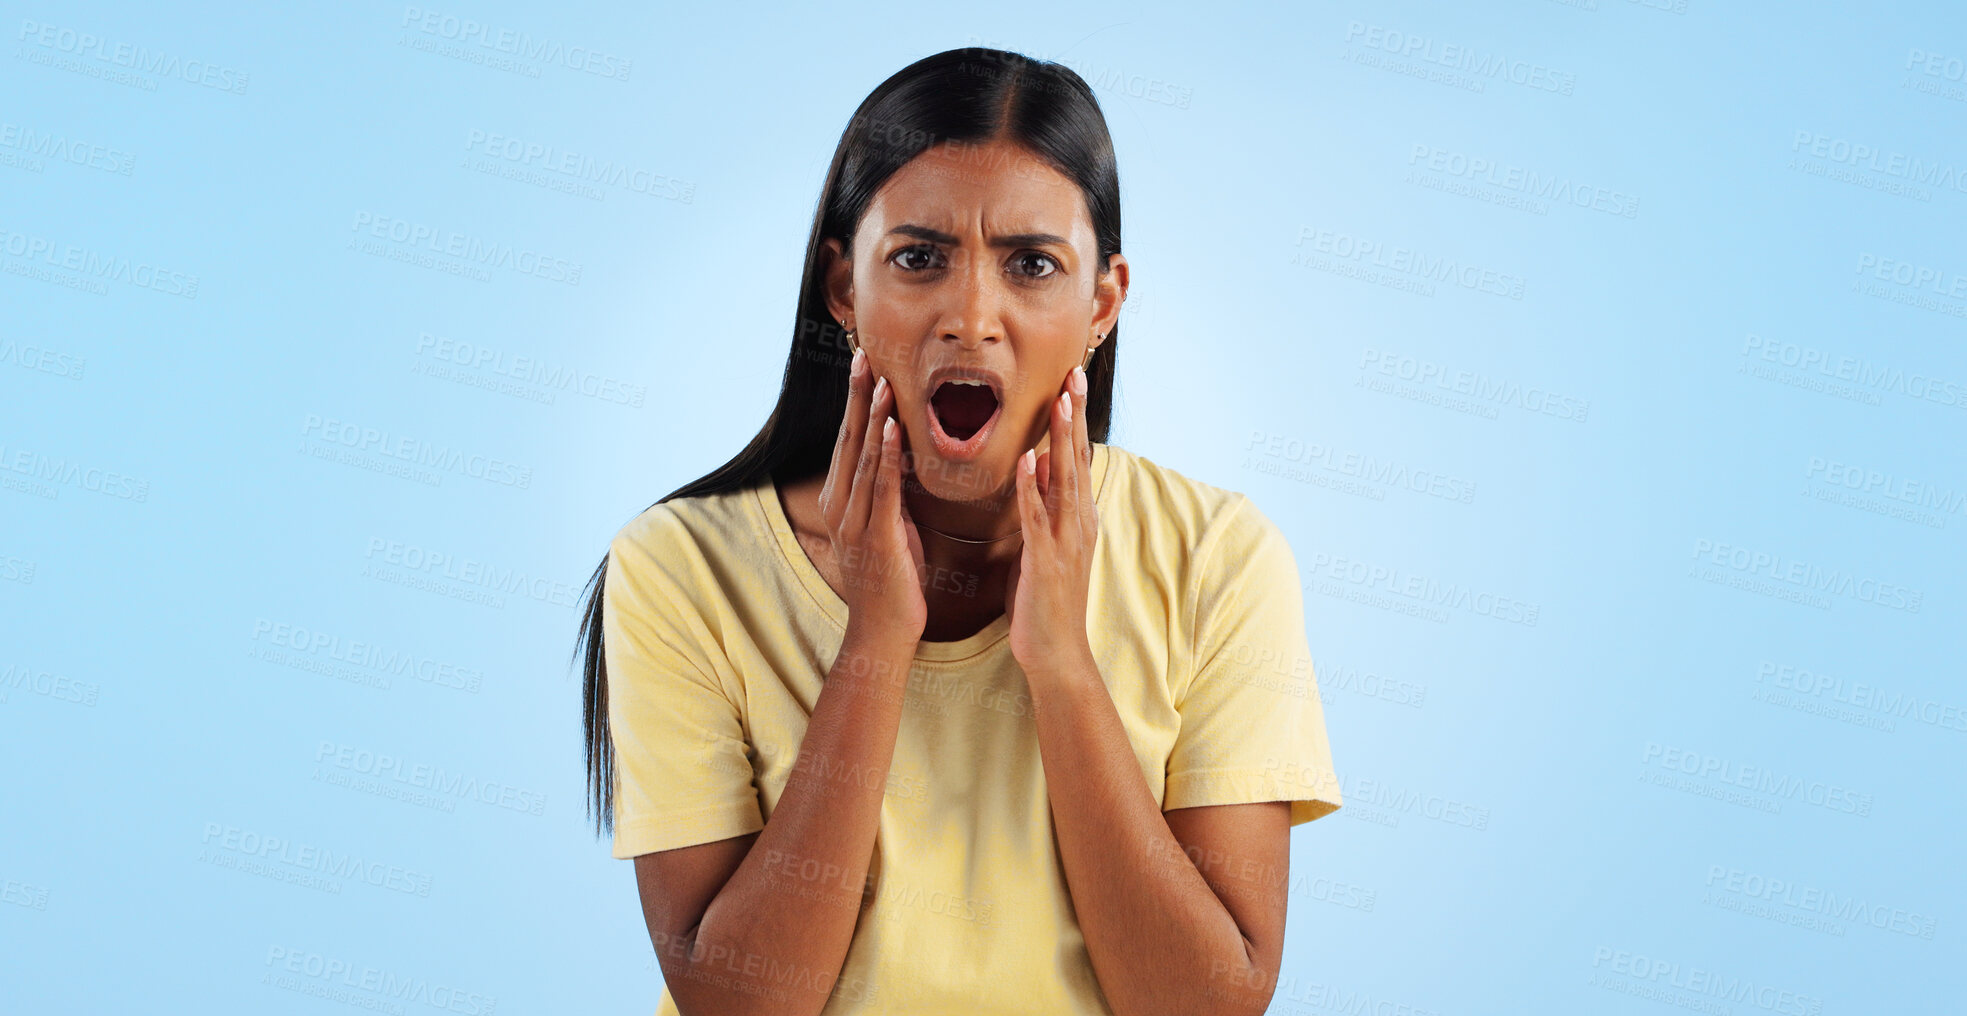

{"left": 939, "top": 256, "right": 1004, "bottom": 347}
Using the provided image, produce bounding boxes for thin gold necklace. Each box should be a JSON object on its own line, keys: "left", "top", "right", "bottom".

{"left": 912, "top": 519, "right": 1021, "bottom": 544}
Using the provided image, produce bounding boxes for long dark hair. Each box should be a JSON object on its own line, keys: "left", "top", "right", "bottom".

{"left": 575, "top": 46, "right": 1125, "bottom": 837}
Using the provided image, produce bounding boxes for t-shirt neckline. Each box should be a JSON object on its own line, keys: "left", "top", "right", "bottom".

{"left": 752, "top": 442, "right": 1112, "bottom": 664}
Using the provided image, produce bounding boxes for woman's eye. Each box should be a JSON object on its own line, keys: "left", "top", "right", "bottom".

{"left": 891, "top": 246, "right": 943, "bottom": 271}
{"left": 1013, "top": 252, "right": 1059, "bottom": 279}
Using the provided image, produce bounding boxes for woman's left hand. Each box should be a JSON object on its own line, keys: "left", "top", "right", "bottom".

{"left": 1006, "top": 365, "right": 1098, "bottom": 678}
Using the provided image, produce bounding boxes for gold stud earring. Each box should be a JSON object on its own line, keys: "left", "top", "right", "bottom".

{"left": 1081, "top": 331, "right": 1103, "bottom": 371}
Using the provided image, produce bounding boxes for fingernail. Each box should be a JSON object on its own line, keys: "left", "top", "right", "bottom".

{"left": 851, "top": 347, "right": 865, "bottom": 378}
{"left": 874, "top": 376, "right": 888, "bottom": 403}
{"left": 883, "top": 417, "right": 896, "bottom": 441}
{"left": 1023, "top": 448, "right": 1035, "bottom": 473}
{"left": 1073, "top": 365, "right": 1087, "bottom": 395}
{"left": 1059, "top": 391, "right": 1072, "bottom": 422}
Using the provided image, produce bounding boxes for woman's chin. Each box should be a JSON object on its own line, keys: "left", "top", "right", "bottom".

{"left": 904, "top": 443, "right": 1015, "bottom": 509}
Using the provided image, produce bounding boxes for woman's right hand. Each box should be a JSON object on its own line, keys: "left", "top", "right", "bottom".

{"left": 818, "top": 348, "right": 928, "bottom": 645}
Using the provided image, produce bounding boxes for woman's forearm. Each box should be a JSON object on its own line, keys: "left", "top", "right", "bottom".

{"left": 1025, "top": 650, "right": 1273, "bottom": 1016}
{"left": 672, "top": 620, "right": 918, "bottom": 1016}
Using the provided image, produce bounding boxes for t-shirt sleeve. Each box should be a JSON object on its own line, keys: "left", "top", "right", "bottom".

{"left": 602, "top": 517, "right": 765, "bottom": 859}
{"left": 1163, "top": 494, "right": 1342, "bottom": 827}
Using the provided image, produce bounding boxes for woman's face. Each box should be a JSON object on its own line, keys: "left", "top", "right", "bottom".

{"left": 824, "top": 138, "right": 1127, "bottom": 507}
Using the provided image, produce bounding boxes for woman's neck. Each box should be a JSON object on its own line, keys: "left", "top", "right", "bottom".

{"left": 899, "top": 431, "right": 1074, "bottom": 571}
{"left": 900, "top": 479, "right": 1025, "bottom": 574}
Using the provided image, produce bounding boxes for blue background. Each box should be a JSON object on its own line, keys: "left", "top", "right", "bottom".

{"left": 4, "top": 1, "right": 1961, "bottom": 1012}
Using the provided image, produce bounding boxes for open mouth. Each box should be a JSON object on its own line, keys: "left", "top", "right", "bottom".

{"left": 930, "top": 380, "right": 999, "bottom": 440}
{"left": 927, "top": 378, "right": 1003, "bottom": 458}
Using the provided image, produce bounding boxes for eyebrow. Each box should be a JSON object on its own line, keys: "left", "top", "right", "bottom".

{"left": 888, "top": 224, "right": 1070, "bottom": 250}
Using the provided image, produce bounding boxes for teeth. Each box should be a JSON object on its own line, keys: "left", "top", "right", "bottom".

{"left": 946, "top": 379, "right": 988, "bottom": 387}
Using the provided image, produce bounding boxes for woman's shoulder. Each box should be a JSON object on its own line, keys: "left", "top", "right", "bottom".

{"left": 1099, "top": 443, "right": 1269, "bottom": 567}
{"left": 609, "top": 481, "right": 766, "bottom": 576}
{"left": 1101, "top": 443, "right": 1261, "bottom": 529}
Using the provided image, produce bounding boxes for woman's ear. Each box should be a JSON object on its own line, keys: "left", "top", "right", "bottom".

{"left": 1090, "top": 253, "right": 1130, "bottom": 343}
{"left": 821, "top": 237, "right": 855, "bottom": 327}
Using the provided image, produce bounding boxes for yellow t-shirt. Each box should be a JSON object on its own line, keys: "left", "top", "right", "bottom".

{"left": 603, "top": 441, "right": 1342, "bottom": 1016}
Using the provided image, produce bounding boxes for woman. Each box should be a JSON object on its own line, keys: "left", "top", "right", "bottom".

{"left": 574, "top": 47, "right": 1342, "bottom": 1016}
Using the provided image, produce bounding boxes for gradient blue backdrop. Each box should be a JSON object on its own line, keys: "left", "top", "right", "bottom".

{"left": 4, "top": 1, "right": 1962, "bottom": 1012}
